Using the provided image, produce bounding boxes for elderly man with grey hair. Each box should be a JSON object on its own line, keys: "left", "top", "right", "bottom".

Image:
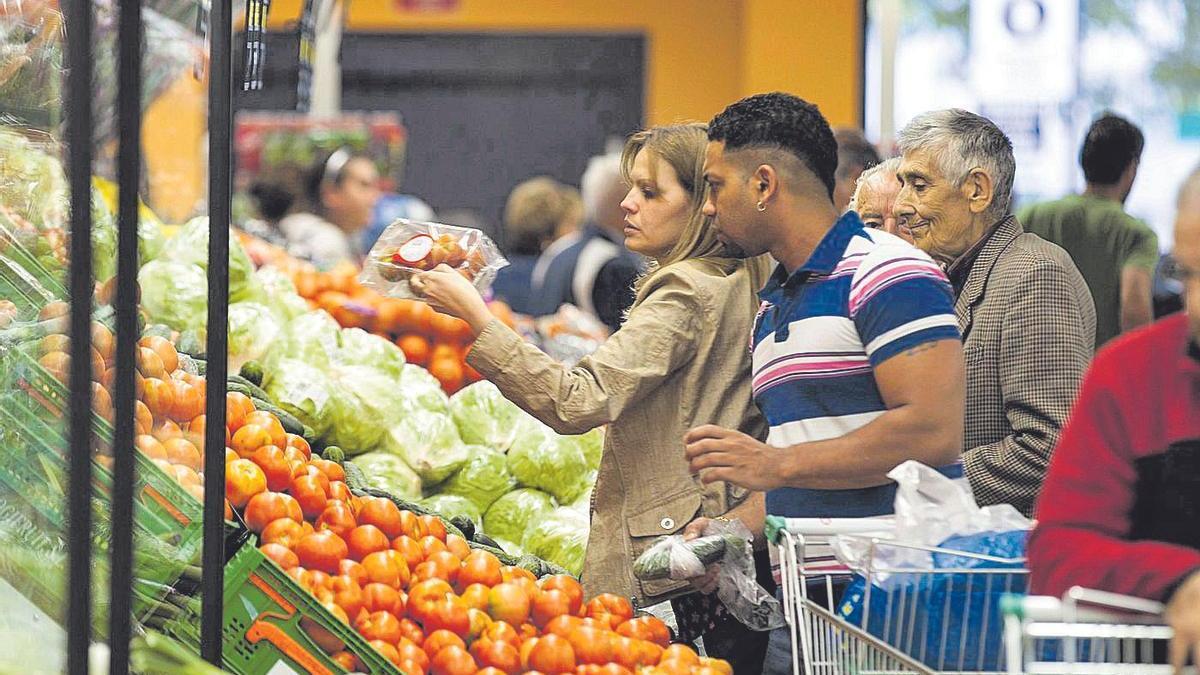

{"left": 850, "top": 157, "right": 906, "bottom": 241}
{"left": 894, "top": 109, "right": 1096, "bottom": 517}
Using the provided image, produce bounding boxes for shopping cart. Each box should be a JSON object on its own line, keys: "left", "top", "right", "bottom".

{"left": 766, "top": 515, "right": 1028, "bottom": 675}
{"left": 1002, "top": 587, "right": 1195, "bottom": 674}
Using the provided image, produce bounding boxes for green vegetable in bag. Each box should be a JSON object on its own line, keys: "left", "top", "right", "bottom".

{"left": 161, "top": 217, "right": 258, "bottom": 302}
{"left": 483, "top": 488, "right": 556, "bottom": 554}
{"left": 227, "top": 302, "right": 280, "bottom": 372}
{"left": 632, "top": 535, "right": 731, "bottom": 581}
{"left": 263, "top": 358, "right": 343, "bottom": 439}
{"left": 265, "top": 310, "right": 341, "bottom": 370}
{"left": 508, "top": 422, "right": 592, "bottom": 504}
{"left": 421, "top": 494, "right": 482, "bottom": 532}
{"left": 349, "top": 452, "right": 422, "bottom": 500}
{"left": 335, "top": 327, "right": 406, "bottom": 378}
{"left": 325, "top": 365, "right": 412, "bottom": 454}
{"left": 448, "top": 381, "right": 528, "bottom": 451}
{"left": 522, "top": 507, "right": 589, "bottom": 576}
{"left": 397, "top": 364, "right": 450, "bottom": 414}
{"left": 439, "top": 448, "right": 516, "bottom": 512}
{"left": 137, "top": 260, "right": 208, "bottom": 331}
{"left": 383, "top": 409, "right": 467, "bottom": 484}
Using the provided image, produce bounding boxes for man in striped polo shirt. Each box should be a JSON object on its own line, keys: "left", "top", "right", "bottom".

{"left": 683, "top": 93, "right": 967, "bottom": 673}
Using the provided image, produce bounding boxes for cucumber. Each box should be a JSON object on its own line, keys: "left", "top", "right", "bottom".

{"left": 228, "top": 374, "right": 270, "bottom": 400}
{"left": 238, "top": 360, "right": 265, "bottom": 387}
{"left": 321, "top": 445, "right": 346, "bottom": 463}
{"left": 632, "top": 534, "right": 732, "bottom": 581}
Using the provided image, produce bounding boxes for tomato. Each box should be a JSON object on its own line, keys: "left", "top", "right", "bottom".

{"left": 525, "top": 633, "right": 576, "bottom": 673}
{"left": 425, "top": 550, "right": 462, "bottom": 581}
{"left": 356, "top": 497, "right": 404, "bottom": 539}
{"left": 413, "top": 560, "right": 451, "bottom": 585}
{"left": 391, "top": 535, "right": 424, "bottom": 569}
{"left": 134, "top": 434, "right": 167, "bottom": 461}
{"left": 616, "top": 616, "right": 670, "bottom": 648}
{"left": 261, "top": 517, "right": 307, "bottom": 548}
{"left": 225, "top": 458, "right": 267, "bottom": 509}
{"left": 507, "top": 576, "right": 540, "bottom": 604}
{"left": 543, "top": 614, "right": 585, "bottom": 638}
{"left": 168, "top": 379, "right": 204, "bottom": 423}
{"left": 445, "top": 533, "right": 471, "bottom": 561}
{"left": 586, "top": 594, "right": 634, "bottom": 630}
{"left": 409, "top": 578, "right": 454, "bottom": 621}
{"left": 419, "top": 535, "right": 448, "bottom": 559}
{"left": 308, "top": 457, "right": 345, "bottom": 482}
{"left": 426, "top": 594, "right": 471, "bottom": 638}
{"left": 428, "top": 357, "right": 464, "bottom": 394}
{"left": 397, "top": 636, "right": 430, "bottom": 666}
{"left": 567, "top": 625, "right": 615, "bottom": 665}
{"left": 158, "top": 437, "right": 199, "bottom": 471}
{"left": 659, "top": 643, "right": 700, "bottom": 667}
{"left": 367, "top": 640, "right": 402, "bottom": 667}
{"left": 134, "top": 400, "right": 153, "bottom": 435}
{"left": 399, "top": 617, "right": 426, "bottom": 646}
{"left": 346, "top": 524, "right": 390, "bottom": 562}
{"left": 458, "top": 550, "right": 502, "bottom": 590}
{"left": 420, "top": 514, "right": 448, "bottom": 541}
{"left": 697, "top": 657, "right": 734, "bottom": 675}
{"left": 248, "top": 444, "right": 291, "bottom": 492}
{"left": 470, "top": 638, "right": 521, "bottom": 674}
{"left": 225, "top": 391, "right": 255, "bottom": 432}
{"left": 396, "top": 333, "right": 431, "bottom": 366}
{"left": 259, "top": 543, "right": 299, "bottom": 570}
{"left": 500, "top": 565, "right": 536, "bottom": 584}
{"left": 136, "top": 346, "right": 165, "bottom": 379}
{"left": 185, "top": 414, "right": 231, "bottom": 452}
{"left": 423, "top": 629, "right": 467, "bottom": 659}
{"left": 460, "top": 583, "right": 491, "bottom": 612}
{"left": 327, "top": 480, "right": 351, "bottom": 503}
{"left": 139, "top": 335, "right": 179, "bottom": 373}
{"left": 294, "top": 530, "right": 348, "bottom": 574}
{"left": 398, "top": 509, "right": 427, "bottom": 539}
{"left": 355, "top": 609, "right": 402, "bottom": 644}
{"left": 141, "top": 378, "right": 176, "bottom": 420}
{"left": 532, "top": 588, "right": 574, "bottom": 628}
{"left": 290, "top": 473, "right": 329, "bottom": 520}
{"left": 487, "top": 582, "right": 531, "bottom": 626}
{"left": 361, "top": 550, "right": 407, "bottom": 589}
{"left": 336, "top": 558, "right": 368, "bottom": 586}
{"left": 152, "top": 420, "right": 183, "bottom": 443}
{"left": 429, "top": 644, "right": 476, "bottom": 675}
{"left": 169, "top": 464, "right": 202, "bottom": 489}
{"left": 231, "top": 423, "right": 273, "bottom": 458}
{"left": 284, "top": 432, "right": 311, "bottom": 459}
{"left": 399, "top": 659, "right": 429, "bottom": 675}
{"left": 242, "top": 411, "right": 287, "bottom": 448}
{"left": 329, "top": 651, "right": 358, "bottom": 671}
{"left": 360, "top": 582, "right": 403, "bottom": 616}
{"left": 481, "top": 621, "right": 520, "bottom": 646}
{"left": 540, "top": 575, "right": 584, "bottom": 616}
{"left": 315, "top": 501, "right": 357, "bottom": 539}
{"left": 244, "top": 492, "right": 303, "bottom": 533}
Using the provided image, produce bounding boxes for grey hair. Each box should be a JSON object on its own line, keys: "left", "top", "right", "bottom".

{"left": 1177, "top": 163, "right": 1200, "bottom": 206}
{"left": 850, "top": 157, "right": 901, "bottom": 212}
{"left": 896, "top": 109, "right": 1016, "bottom": 219}
{"left": 580, "top": 152, "right": 625, "bottom": 224}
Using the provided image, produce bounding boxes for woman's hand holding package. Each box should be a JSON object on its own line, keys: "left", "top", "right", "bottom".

{"left": 410, "top": 264, "right": 494, "bottom": 336}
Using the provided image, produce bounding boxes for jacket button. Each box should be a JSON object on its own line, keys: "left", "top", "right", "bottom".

{"left": 660, "top": 517, "right": 675, "bottom": 530}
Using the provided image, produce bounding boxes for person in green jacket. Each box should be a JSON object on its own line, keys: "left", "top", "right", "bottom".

{"left": 1020, "top": 113, "right": 1159, "bottom": 347}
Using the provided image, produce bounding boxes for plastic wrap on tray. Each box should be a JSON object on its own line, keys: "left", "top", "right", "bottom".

{"left": 359, "top": 218, "right": 508, "bottom": 299}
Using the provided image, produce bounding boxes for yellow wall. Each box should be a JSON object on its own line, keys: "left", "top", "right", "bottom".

{"left": 147, "top": 0, "right": 861, "bottom": 218}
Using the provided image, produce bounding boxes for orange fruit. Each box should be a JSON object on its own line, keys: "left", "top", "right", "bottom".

{"left": 396, "top": 333, "right": 431, "bottom": 366}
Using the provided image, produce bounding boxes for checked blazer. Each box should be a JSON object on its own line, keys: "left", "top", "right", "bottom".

{"left": 956, "top": 216, "right": 1096, "bottom": 517}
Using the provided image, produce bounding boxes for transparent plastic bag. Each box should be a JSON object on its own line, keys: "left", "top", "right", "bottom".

{"left": 359, "top": 218, "right": 508, "bottom": 299}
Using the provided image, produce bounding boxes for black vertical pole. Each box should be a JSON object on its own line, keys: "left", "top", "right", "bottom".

{"left": 109, "top": 0, "right": 143, "bottom": 670}
{"left": 64, "top": 0, "right": 95, "bottom": 670}
{"left": 201, "top": 0, "right": 233, "bottom": 664}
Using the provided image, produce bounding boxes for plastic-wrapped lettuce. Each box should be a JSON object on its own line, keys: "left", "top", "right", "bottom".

{"left": 448, "top": 381, "right": 529, "bottom": 451}
{"left": 250, "top": 266, "right": 309, "bottom": 321}
{"left": 421, "top": 494, "right": 482, "bottom": 531}
{"left": 383, "top": 409, "right": 467, "bottom": 484}
{"left": 483, "top": 488, "right": 556, "bottom": 554}
{"left": 263, "top": 358, "right": 344, "bottom": 439}
{"left": 350, "top": 452, "right": 422, "bottom": 500}
{"left": 398, "top": 364, "right": 450, "bottom": 414}
{"left": 508, "top": 422, "right": 593, "bottom": 504}
{"left": 0, "top": 130, "right": 67, "bottom": 227}
{"left": 137, "top": 260, "right": 208, "bottom": 331}
{"left": 325, "top": 365, "right": 414, "bottom": 454}
{"left": 521, "top": 507, "right": 589, "bottom": 576}
{"left": 439, "top": 447, "right": 516, "bottom": 512}
{"left": 227, "top": 302, "right": 281, "bottom": 371}
{"left": 265, "top": 310, "right": 341, "bottom": 370}
{"left": 89, "top": 191, "right": 117, "bottom": 282}
{"left": 335, "top": 328, "right": 406, "bottom": 378}
{"left": 576, "top": 427, "right": 604, "bottom": 471}
{"left": 161, "top": 217, "right": 259, "bottom": 302}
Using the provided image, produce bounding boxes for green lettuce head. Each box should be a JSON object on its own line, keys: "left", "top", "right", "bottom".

{"left": 382, "top": 409, "right": 467, "bottom": 484}
{"left": 137, "top": 260, "right": 208, "bottom": 331}
{"left": 227, "top": 302, "right": 281, "bottom": 371}
{"left": 397, "top": 364, "right": 450, "bottom": 414}
{"left": 483, "top": 488, "right": 556, "bottom": 554}
{"left": 508, "top": 422, "right": 592, "bottom": 504}
{"left": 325, "top": 364, "right": 414, "bottom": 455}
{"left": 250, "top": 266, "right": 309, "bottom": 321}
{"left": 263, "top": 358, "right": 344, "bottom": 439}
{"left": 266, "top": 310, "right": 342, "bottom": 370}
{"left": 448, "top": 381, "right": 529, "bottom": 451}
{"left": 439, "top": 448, "right": 517, "bottom": 512}
{"left": 162, "top": 217, "right": 258, "bottom": 302}
{"left": 336, "top": 328, "right": 406, "bottom": 378}
{"left": 421, "top": 494, "right": 482, "bottom": 532}
{"left": 522, "top": 507, "right": 589, "bottom": 576}
{"left": 350, "top": 452, "right": 422, "bottom": 500}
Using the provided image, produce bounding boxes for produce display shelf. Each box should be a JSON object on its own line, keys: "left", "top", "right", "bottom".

{"left": 166, "top": 542, "right": 403, "bottom": 675}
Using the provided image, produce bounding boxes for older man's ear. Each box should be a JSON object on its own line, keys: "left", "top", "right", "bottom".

{"left": 964, "top": 168, "right": 996, "bottom": 215}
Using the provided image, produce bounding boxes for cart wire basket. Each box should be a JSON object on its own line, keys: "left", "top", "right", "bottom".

{"left": 1002, "top": 587, "right": 1196, "bottom": 675}
{"left": 766, "top": 515, "right": 1028, "bottom": 675}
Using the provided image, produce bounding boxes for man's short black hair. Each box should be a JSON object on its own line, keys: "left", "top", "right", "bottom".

{"left": 708, "top": 92, "right": 839, "bottom": 198}
{"left": 1080, "top": 113, "right": 1144, "bottom": 185}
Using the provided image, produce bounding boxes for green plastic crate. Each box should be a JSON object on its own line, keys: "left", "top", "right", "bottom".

{"left": 168, "top": 543, "right": 403, "bottom": 675}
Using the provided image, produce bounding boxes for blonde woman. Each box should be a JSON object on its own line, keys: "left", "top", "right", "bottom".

{"left": 410, "top": 123, "right": 773, "bottom": 669}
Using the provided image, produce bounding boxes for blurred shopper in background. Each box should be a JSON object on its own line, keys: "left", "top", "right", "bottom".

{"left": 278, "top": 147, "right": 381, "bottom": 269}
{"left": 1029, "top": 164, "right": 1200, "bottom": 671}
{"left": 492, "top": 176, "right": 583, "bottom": 315}
{"left": 895, "top": 109, "right": 1095, "bottom": 517}
{"left": 832, "top": 127, "right": 882, "bottom": 213}
{"left": 1020, "top": 113, "right": 1159, "bottom": 347}
{"left": 850, "top": 156, "right": 906, "bottom": 241}
{"left": 409, "top": 123, "right": 774, "bottom": 671}
{"left": 531, "top": 152, "right": 646, "bottom": 331}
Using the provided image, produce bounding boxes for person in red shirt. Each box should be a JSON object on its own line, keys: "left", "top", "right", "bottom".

{"left": 1028, "top": 165, "right": 1200, "bottom": 670}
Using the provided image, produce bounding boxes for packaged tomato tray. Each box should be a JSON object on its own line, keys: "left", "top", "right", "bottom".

{"left": 359, "top": 219, "right": 508, "bottom": 299}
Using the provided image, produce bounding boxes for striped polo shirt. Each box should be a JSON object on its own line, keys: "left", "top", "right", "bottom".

{"left": 754, "top": 211, "right": 962, "bottom": 518}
